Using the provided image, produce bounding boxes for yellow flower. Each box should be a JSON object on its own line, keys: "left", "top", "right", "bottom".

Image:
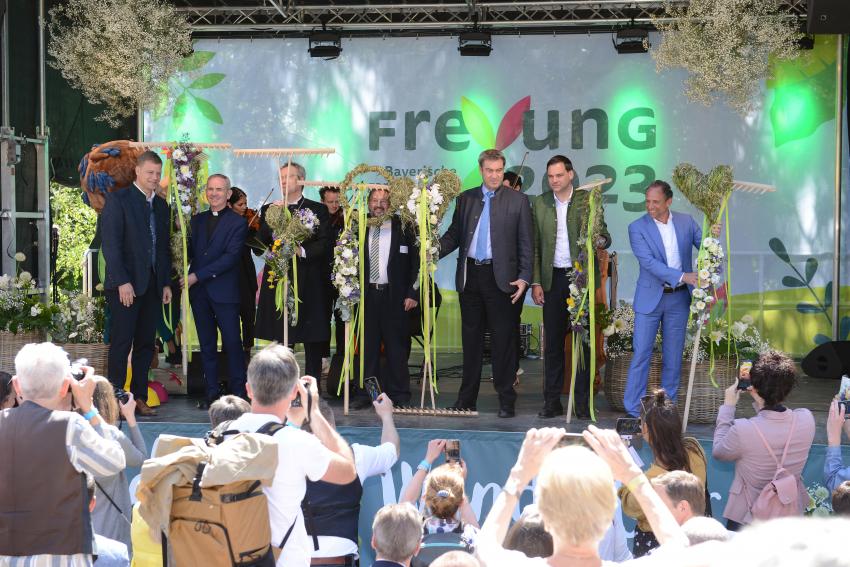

{"left": 566, "top": 297, "right": 576, "bottom": 308}
{"left": 274, "top": 239, "right": 282, "bottom": 246}
{"left": 573, "top": 261, "right": 581, "bottom": 271}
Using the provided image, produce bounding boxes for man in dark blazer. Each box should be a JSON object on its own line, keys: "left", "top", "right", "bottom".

{"left": 439, "top": 149, "right": 533, "bottom": 417}
{"left": 254, "top": 163, "right": 331, "bottom": 384}
{"left": 361, "top": 188, "right": 419, "bottom": 407}
{"left": 531, "top": 155, "right": 611, "bottom": 419}
{"left": 183, "top": 174, "right": 248, "bottom": 408}
{"left": 101, "top": 151, "right": 172, "bottom": 416}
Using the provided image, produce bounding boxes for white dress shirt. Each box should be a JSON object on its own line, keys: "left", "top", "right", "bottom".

{"left": 653, "top": 215, "right": 682, "bottom": 272}
{"left": 369, "top": 220, "right": 392, "bottom": 284}
{"left": 553, "top": 192, "right": 572, "bottom": 268}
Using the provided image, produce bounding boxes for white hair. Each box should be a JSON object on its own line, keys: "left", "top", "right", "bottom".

{"left": 14, "top": 342, "right": 71, "bottom": 400}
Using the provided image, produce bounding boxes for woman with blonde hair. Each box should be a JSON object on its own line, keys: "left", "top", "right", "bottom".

{"left": 90, "top": 376, "right": 148, "bottom": 552}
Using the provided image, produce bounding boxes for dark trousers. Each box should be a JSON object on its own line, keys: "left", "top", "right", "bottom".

{"left": 543, "top": 268, "right": 590, "bottom": 411}
{"left": 239, "top": 293, "right": 256, "bottom": 351}
{"left": 105, "top": 278, "right": 159, "bottom": 402}
{"left": 293, "top": 342, "right": 324, "bottom": 386}
{"left": 457, "top": 262, "right": 518, "bottom": 409}
{"left": 363, "top": 287, "right": 411, "bottom": 405}
{"left": 190, "top": 286, "right": 247, "bottom": 400}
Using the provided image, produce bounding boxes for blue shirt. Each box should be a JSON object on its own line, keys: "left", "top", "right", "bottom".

{"left": 468, "top": 185, "right": 496, "bottom": 261}
{"left": 824, "top": 445, "right": 850, "bottom": 492}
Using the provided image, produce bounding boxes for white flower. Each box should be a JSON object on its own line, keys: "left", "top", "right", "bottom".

{"left": 69, "top": 332, "right": 78, "bottom": 339}
{"left": 30, "top": 304, "right": 42, "bottom": 316}
{"left": 340, "top": 284, "right": 353, "bottom": 298}
{"left": 569, "top": 284, "right": 579, "bottom": 295}
{"left": 334, "top": 273, "right": 346, "bottom": 286}
{"left": 341, "top": 248, "right": 353, "bottom": 260}
{"left": 407, "top": 202, "right": 417, "bottom": 214}
{"left": 741, "top": 314, "right": 754, "bottom": 325}
{"left": 95, "top": 283, "right": 104, "bottom": 292}
{"left": 711, "top": 274, "right": 722, "bottom": 285}
{"left": 18, "top": 271, "right": 32, "bottom": 284}
{"left": 692, "top": 288, "right": 705, "bottom": 299}
{"left": 172, "top": 149, "right": 185, "bottom": 160}
{"left": 343, "top": 266, "right": 357, "bottom": 276}
{"left": 710, "top": 330, "right": 724, "bottom": 345}
{"left": 179, "top": 165, "right": 190, "bottom": 175}
{"left": 602, "top": 324, "right": 616, "bottom": 337}
{"left": 0, "top": 275, "right": 9, "bottom": 289}
{"left": 14, "top": 252, "right": 25, "bottom": 262}
{"left": 695, "top": 300, "right": 706, "bottom": 311}
{"left": 182, "top": 205, "right": 192, "bottom": 215}
{"left": 705, "top": 296, "right": 714, "bottom": 304}
{"left": 613, "top": 318, "right": 628, "bottom": 332}
{"left": 429, "top": 215, "right": 438, "bottom": 225}
{"left": 731, "top": 321, "right": 747, "bottom": 338}
{"left": 698, "top": 269, "right": 711, "bottom": 281}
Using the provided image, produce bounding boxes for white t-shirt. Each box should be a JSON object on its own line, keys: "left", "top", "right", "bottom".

{"left": 229, "top": 413, "right": 333, "bottom": 567}
{"left": 313, "top": 442, "right": 399, "bottom": 558}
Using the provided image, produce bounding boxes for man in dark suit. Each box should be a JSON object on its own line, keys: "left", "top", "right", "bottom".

{"left": 439, "top": 149, "right": 533, "bottom": 417}
{"left": 101, "top": 151, "right": 172, "bottom": 416}
{"left": 361, "top": 189, "right": 419, "bottom": 407}
{"left": 183, "top": 174, "right": 248, "bottom": 408}
{"left": 254, "top": 163, "right": 331, "bottom": 384}
{"left": 531, "top": 155, "right": 611, "bottom": 419}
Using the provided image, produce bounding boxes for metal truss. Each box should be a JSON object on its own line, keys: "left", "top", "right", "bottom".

{"left": 175, "top": 1, "right": 809, "bottom": 36}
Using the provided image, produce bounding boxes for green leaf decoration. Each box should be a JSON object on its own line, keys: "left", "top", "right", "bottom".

{"left": 824, "top": 281, "right": 833, "bottom": 310}
{"left": 180, "top": 51, "right": 215, "bottom": 72}
{"left": 814, "top": 333, "right": 831, "bottom": 345}
{"left": 671, "top": 163, "right": 733, "bottom": 223}
{"left": 172, "top": 92, "right": 190, "bottom": 128}
{"left": 782, "top": 276, "right": 806, "bottom": 288}
{"left": 841, "top": 316, "right": 850, "bottom": 340}
{"left": 769, "top": 237, "right": 791, "bottom": 264}
{"left": 804, "top": 257, "right": 818, "bottom": 283}
{"left": 194, "top": 95, "right": 223, "bottom": 124}
{"left": 460, "top": 97, "right": 495, "bottom": 148}
{"left": 796, "top": 303, "right": 821, "bottom": 314}
{"left": 189, "top": 73, "right": 225, "bottom": 90}
{"left": 152, "top": 91, "right": 169, "bottom": 121}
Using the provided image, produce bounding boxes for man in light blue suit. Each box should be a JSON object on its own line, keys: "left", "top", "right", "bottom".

{"left": 623, "top": 180, "right": 702, "bottom": 417}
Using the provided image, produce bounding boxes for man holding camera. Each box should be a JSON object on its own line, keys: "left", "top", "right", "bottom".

{"left": 0, "top": 342, "right": 126, "bottom": 564}
{"left": 227, "top": 344, "right": 356, "bottom": 567}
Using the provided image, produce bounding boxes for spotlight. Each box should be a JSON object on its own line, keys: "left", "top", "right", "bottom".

{"left": 613, "top": 27, "right": 650, "bottom": 54}
{"left": 458, "top": 31, "right": 492, "bottom": 56}
{"left": 308, "top": 31, "right": 342, "bottom": 59}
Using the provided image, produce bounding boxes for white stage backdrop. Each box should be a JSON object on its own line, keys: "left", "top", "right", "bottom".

{"left": 147, "top": 34, "right": 849, "bottom": 354}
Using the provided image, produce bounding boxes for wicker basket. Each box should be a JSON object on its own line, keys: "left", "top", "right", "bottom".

{"left": 604, "top": 352, "right": 736, "bottom": 423}
{"left": 0, "top": 330, "right": 43, "bottom": 374}
{"left": 59, "top": 343, "right": 110, "bottom": 377}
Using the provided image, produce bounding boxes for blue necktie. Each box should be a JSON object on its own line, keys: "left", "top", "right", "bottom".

{"left": 148, "top": 200, "right": 156, "bottom": 269}
{"left": 475, "top": 190, "right": 494, "bottom": 261}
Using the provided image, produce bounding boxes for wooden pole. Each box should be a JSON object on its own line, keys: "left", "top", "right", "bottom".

{"left": 682, "top": 323, "right": 703, "bottom": 431}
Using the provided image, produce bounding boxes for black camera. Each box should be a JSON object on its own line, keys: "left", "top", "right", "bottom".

{"left": 115, "top": 388, "right": 130, "bottom": 405}
{"left": 70, "top": 358, "right": 87, "bottom": 381}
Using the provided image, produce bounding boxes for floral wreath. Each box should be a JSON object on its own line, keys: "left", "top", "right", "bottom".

{"left": 339, "top": 164, "right": 412, "bottom": 226}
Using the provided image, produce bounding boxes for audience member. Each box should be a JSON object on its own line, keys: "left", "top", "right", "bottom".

{"left": 90, "top": 377, "right": 148, "bottom": 552}
{"left": 503, "top": 505, "right": 552, "bottom": 558}
{"left": 0, "top": 370, "right": 17, "bottom": 409}
{"left": 208, "top": 394, "right": 251, "bottom": 428}
{"left": 476, "top": 426, "right": 687, "bottom": 567}
{"left": 651, "top": 470, "right": 705, "bottom": 524}
{"left": 824, "top": 398, "right": 850, "bottom": 491}
{"left": 831, "top": 480, "right": 850, "bottom": 516}
{"left": 429, "top": 551, "right": 480, "bottom": 567}
{"left": 620, "top": 389, "right": 707, "bottom": 556}
{"left": 86, "top": 475, "right": 131, "bottom": 567}
{"left": 227, "top": 343, "right": 356, "bottom": 567}
{"left": 0, "top": 342, "right": 126, "bottom": 565}
{"left": 371, "top": 503, "right": 422, "bottom": 567}
{"left": 305, "top": 394, "right": 400, "bottom": 566}
{"left": 679, "top": 516, "right": 731, "bottom": 546}
{"left": 713, "top": 350, "right": 815, "bottom": 531}
{"left": 228, "top": 186, "right": 260, "bottom": 360}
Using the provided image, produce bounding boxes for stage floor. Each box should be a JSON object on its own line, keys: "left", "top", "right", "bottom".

{"left": 146, "top": 352, "right": 839, "bottom": 443}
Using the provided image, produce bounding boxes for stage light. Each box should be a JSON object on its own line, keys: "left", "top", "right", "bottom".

{"left": 309, "top": 31, "right": 342, "bottom": 59}
{"left": 613, "top": 27, "right": 650, "bottom": 54}
{"left": 458, "top": 31, "right": 492, "bottom": 56}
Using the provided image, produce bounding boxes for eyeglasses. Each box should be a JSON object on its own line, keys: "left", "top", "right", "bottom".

{"left": 639, "top": 394, "right": 653, "bottom": 419}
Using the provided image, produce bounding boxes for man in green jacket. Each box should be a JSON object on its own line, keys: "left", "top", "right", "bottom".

{"left": 531, "top": 155, "right": 611, "bottom": 418}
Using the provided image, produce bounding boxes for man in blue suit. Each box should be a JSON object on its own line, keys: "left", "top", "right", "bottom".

{"left": 623, "top": 180, "right": 702, "bottom": 417}
{"left": 184, "top": 173, "right": 248, "bottom": 408}
{"left": 101, "top": 151, "right": 172, "bottom": 417}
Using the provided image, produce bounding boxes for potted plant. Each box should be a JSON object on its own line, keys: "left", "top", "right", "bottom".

{"left": 51, "top": 291, "right": 108, "bottom": 376}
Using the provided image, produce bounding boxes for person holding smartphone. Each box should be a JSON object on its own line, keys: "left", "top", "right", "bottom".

{"left": 825, "top": 398, "right": 850, "bottom": 492}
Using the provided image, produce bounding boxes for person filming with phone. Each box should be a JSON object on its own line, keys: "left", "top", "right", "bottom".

{"left": 824, "top": 393, "right": 850, "bottom": 492}
{"left": 713, "top": 350, "right": 815, "bottom": 531}
{"left": 400, "top": 439, "right": 480, "bottom": 566}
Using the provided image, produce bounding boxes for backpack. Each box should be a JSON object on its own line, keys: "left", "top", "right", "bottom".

{"left": 746, "top": 412, "right": 801, "bottom": 522}
{"left": 166, "top": 421, "right": 291, "bottom": 567}
{"left": 411, "top": 524, "right": 473, "bottom": 567}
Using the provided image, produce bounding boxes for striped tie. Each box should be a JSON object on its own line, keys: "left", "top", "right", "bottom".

{"left": 369, "top": 225, "right": 381, "bottom": 283}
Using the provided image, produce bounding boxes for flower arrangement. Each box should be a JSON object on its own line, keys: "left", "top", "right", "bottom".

{"left": 652, "top": 0, "right": 800, "bottom": 115}
{"left": 690, "top": 237, "right": 724, "bottom": 325}
{"left": 165, "top": 143, "right": 209, "bottom": 272}
{"left": 600, "top": 300, "right": 663, "bottom": 358}
{"left": 401, "top": 169, "right": 461, "bottom": 266}
{"left": 47, "top": 0, "right": 192, "bottom": 126}
{"left": 51, "top": 293, "right": 106, "bottom": 344}
{"left": 805, "top": 483, "right": 833, "bottom": 517}
{"left": 566, "top": 186, "right": 605, "bottom": 343}
{"left": 0, "top": 254, "right": 57, "bottom": 334}
{"left": 684, "top": 314, "right": 770, "bottom": 363}
{"left": 332, "top": 225, "right": 361, "bottom": 323}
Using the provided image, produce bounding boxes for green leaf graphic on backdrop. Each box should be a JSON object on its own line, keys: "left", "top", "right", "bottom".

{"left": 767, "top": 36, "right": 837, "bottom": 147}
{"left": 769, "top": 236, "right": 833, "bottom": 338}
{"left": 172, "top": 92, "right": 190, "bottom": 129}
{"left": 189, "top": 73, "right": 225, "bottom": 89}
{"left": 164, "top": 51, "right": 225, "bottom": 127}
{"left": 193, "top": 95, "right": 223, "bottom": 124}
{"left": 180, "top": 51, "right": 216, "bottom": 72}
{"left": 461, "top": 97, "right": 495, "bottom": 148}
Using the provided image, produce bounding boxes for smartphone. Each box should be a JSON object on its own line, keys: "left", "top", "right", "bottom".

{"left": 616, "top": 417, "right": 642, "bottom": 437}
{"left": 737, "top": 360, "right": 753, "bottom": 390}
{"left": 70, "top": 358, "right": 88, "bottom": 381}
{"left": 364, "top": 376, "right": 382, "bottom": 402}
{"left": 444, "top": 439, "right": 461, "bottom": 464}
{"left": 556, "top": 433, "right": 589, "bottom": 449}
{"left": 838, "top": 375, "right": 850, "bottom": 419}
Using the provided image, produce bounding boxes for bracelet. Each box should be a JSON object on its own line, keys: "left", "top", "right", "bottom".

{"left": 82, "top": 407, "right": 99, "bottom": 421}
{"left": 502, "top": 476, "right": 524, "bottom": 499}
{"left": 625, "top": 473, "right": 648, "bottom": 493}
{"left": 417, "top": 460, "right": 432, "bottom": 472}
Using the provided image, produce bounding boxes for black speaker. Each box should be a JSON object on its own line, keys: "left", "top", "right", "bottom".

{"left": 807, "top": 0, "right": 850, "bottom": 34}
{"left": 801, "top": 341, "right": 850, "bottom": 379}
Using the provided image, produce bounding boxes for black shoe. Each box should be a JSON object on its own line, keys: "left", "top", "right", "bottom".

{"left": 165, "top": 350, "right": 182, "bottom": 365}
{"left": 537, "top": 405, "right": 564, "bottom": 419}
{"left": 498, "top": 407, "right": 516, "bottom": 418}
{"left": 196, "top": 399, "right": 211, "bottom": 410}
{"left": 574, "top": 405, "right": 591, "bottom": 420}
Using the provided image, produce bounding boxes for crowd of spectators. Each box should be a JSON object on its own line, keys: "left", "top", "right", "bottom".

{"left": 2, "top": 345, "right": 850, "bottom": 567}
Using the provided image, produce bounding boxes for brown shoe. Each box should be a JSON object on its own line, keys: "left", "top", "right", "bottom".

{"left": 135, "top": 399, "right": 158, "bottom": 417}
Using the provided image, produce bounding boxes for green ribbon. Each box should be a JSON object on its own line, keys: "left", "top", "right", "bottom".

{"left": 357, "top": 191, "right": 367, "bottom": 387}
{"left": 416, "top": 182, "right": 439, "bottom": 395}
